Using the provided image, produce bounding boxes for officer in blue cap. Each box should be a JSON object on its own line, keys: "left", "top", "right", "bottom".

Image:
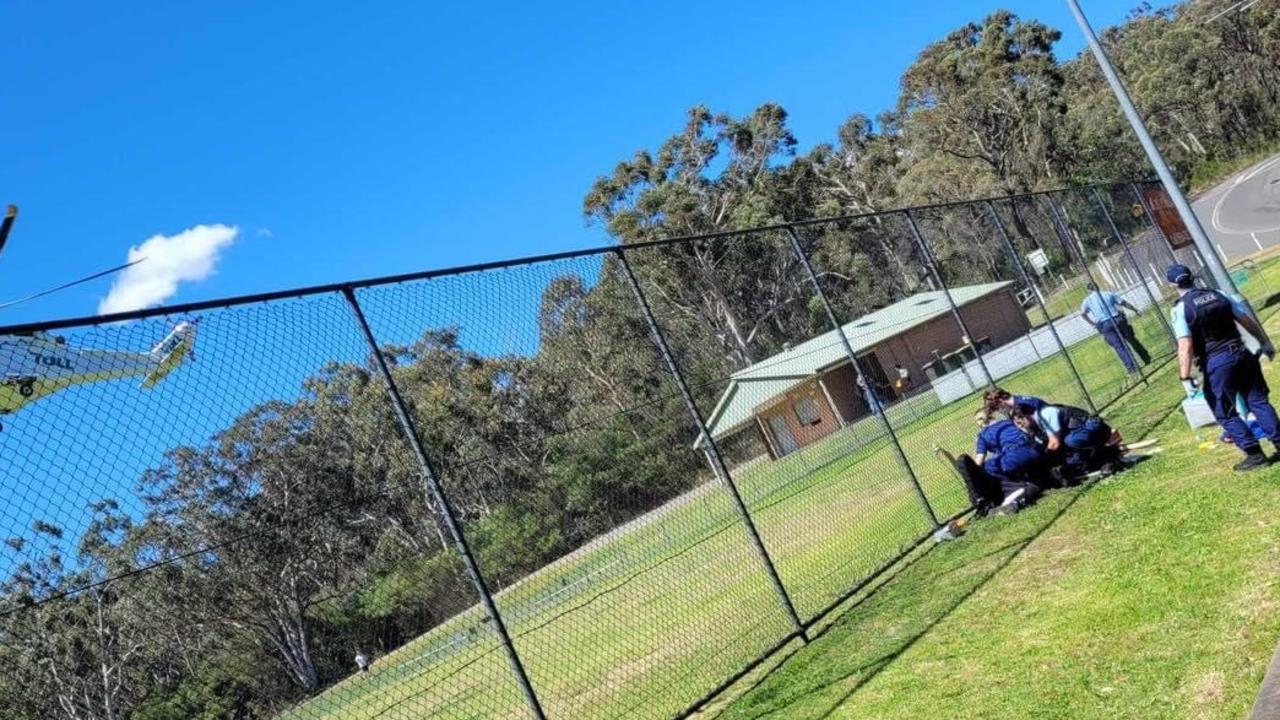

{"left": 1168, "top": 263, "right": 1279, "bottom": 471}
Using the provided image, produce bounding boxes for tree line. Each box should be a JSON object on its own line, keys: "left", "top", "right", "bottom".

{"left": 3, "top": 3, "right": 1278, "bottom": 718}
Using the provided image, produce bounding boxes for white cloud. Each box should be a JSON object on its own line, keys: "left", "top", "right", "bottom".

{"left": 98, "top": 224, "right": 238, "bottom": 314}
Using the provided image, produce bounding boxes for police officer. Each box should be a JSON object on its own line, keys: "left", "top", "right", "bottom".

{"left": 984, "top": 387, "right": 1120, "bottom": 480}
{"left": 1014, "top": 402, "right": 1120, "bottom": 480}
{"left": 1168, "top": 263, "right": 1279, "bottom": 471}
{"left": 983, "top": 387, "right": 1045, "bottom": 416}
{"left": 1081, "top": 282, "right": 1151, "bottom": 373}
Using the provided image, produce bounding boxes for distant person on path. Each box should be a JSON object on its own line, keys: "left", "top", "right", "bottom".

{"left": 1168, "top": 263, "right": 1279, "bottom": 471}
{"left": 1080, "top": 282, "right": 1150, "bottom": 374}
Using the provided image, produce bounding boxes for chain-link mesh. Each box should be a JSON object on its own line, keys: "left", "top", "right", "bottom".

{"left": 623, "top": 229, "right": 939, "bottom": 624}
{"left": 0, "top": 294, "right": 531, "bottom": 720}
{"left": 0, "top": 182, "right": 1203, "bottom": 720}
{"left": 350, "top": 255, "right": 799, "bottom": 719}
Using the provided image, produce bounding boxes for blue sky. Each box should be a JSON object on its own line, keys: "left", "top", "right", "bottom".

{"left": 2, "top": 0, "right": 1135, "bottom": 327}
{"left": 0, "top": 1, "right": 1141, "bottom": 568}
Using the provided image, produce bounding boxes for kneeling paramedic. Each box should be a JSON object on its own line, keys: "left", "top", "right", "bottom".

{"left": 1168, "top": 263, "right": 1279, "bottom": 471}
{"left": 956, "top": 411, "right": 1045, "bottom": 515}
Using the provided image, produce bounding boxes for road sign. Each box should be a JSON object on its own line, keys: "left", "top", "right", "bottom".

{"left": 1144, "top": 188, "right": 1193, "bottom": 250}
{"left": 1027, "top": 248, "right": 1050, "bottom": 275}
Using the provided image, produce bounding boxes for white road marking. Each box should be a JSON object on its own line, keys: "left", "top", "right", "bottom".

{"left": 1253, "top": 232, "right": 1265, "bottom": 251}
{"left": 1210, "top": 155, "right": 1280, "bottom": 235}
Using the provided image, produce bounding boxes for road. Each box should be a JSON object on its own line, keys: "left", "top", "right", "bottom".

{"left": 1193, "top": 152, "right": 1280, "bottom": 262}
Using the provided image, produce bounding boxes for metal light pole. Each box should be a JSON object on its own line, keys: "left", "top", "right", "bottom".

{"left": 1064, "top": 0, "right": 1266, "bottom": 331}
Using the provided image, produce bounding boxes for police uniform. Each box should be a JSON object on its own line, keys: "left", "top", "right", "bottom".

{"left": 1081, "top": 288, "right": 1151, "bottom": 372}
{"left": 1170, "top": 268, "right": 1280, "bottom": 456}
{"left": 1032, "top": 403, "right": 1114, "bottom": 475}
{"left": 1012, "top": 394, "right": 1046, "bottom": 414}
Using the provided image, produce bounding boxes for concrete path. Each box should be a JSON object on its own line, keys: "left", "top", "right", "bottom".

{"left": 1193, "top": 153, "right": 1280, "bottom": 262}
{"left": 1250, "top": 639, "right": 1280, "bottom": 719}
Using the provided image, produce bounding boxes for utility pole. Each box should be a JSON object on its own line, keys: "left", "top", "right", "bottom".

{"left": 1064, "top": 0, "right": 1268, "bottom": 334}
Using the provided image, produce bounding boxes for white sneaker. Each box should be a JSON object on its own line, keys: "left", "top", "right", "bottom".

{"left": 993, "top": 488, "right": 1026, "bottom": 516}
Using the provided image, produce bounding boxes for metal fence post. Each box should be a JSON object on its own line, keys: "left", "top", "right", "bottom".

{"left": 612, "top": 250, "right": 811, "bottom": 639}
{"left": 1090, "top": 186, "right": 1178, "bottom": 345}
{"left": 902, "top": 209, "right": 996, "bottom": 388}
{"left": 1047, "top": 192, "right": 1155, "bottom": 388}
{"left": 985, "top": 201, "right": 1098, "bottom": 414}
{"left": 1043, "top": 193, "right": 1107, "bottom": 296}
{"left": 783, "top": 226, "right": 942, "bottom": 529}
{"left": 341, "top": 288, "right": 549, "bottom": 720}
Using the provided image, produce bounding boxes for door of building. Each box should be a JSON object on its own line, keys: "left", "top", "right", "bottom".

{"left": 766, "top": 414, "right": 801, "bottom": 456}
{"left": 858, "top": 352, "right": 895, "bottom": 400}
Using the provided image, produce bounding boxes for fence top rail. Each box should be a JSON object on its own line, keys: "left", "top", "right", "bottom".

{"left": 0, "top": 179, "right": 1152, "bottom": 335}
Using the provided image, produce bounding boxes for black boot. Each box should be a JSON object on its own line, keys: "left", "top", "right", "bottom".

{"left": 1234, "top": 449, "right": 1271, "bottom": 472}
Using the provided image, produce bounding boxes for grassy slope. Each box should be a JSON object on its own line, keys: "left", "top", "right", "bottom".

{"left": 283, "top": 330, "right": 1164, "bottom": 719}
{"left": 1189, "top": 144, "right": 1280, "bottom": 195}
{"left": 285, "top": 257, "right": 1280, "bottom": 720}
{"left": 714, "top": 317, "right": 1280, "bottom": 720}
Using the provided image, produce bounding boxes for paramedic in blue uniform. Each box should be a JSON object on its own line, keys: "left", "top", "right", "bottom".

{"left": 956, "top": 411, "right": 1046, "bottom": 515}
{"left": 1169, "top": 263, "right": 1279, "bottom": 471}
{"left": 1081, "top": 282, "right": 1150, "bottom": 373}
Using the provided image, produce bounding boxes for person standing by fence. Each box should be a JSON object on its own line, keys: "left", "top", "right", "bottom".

{"left": 1081, "top": 282, "right": 1150, "bottom": 374}
{"left": 1168, "top": 263, "right": 1279, "bottom": 471}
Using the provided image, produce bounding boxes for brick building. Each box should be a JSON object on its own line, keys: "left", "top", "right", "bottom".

{"left": 699, "top": 281, "right": 1029, "bottom": 459}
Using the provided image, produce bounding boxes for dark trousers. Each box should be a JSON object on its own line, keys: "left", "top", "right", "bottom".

{"left": 1204, "top": 348, "right": 1280, "bottom": 453}
{"left": 1098, "top": 317, "right": 1150, "bottom": 372}
{"left": 956, "top": 455, "right": 1041, "bottom": 511}
{"left": 1059, "top": 418, "right": 1116, "bottom": 474}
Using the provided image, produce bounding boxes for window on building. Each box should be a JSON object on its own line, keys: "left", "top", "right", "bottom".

{"left": 793, "top": 396, "right": 822, "bottom": 425}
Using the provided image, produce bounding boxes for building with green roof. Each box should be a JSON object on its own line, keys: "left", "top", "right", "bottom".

{"left": 698, "top": 281, "right": 1027, "bottom": 458}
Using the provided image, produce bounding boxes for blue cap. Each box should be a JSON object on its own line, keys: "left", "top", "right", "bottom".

{"left": 1166, "top": 263, "right": 1193, "bottom": 285}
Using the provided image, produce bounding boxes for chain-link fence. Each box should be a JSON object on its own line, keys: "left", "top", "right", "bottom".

{"left": 0, "top": 182, "right": 1234, "bottom": 720}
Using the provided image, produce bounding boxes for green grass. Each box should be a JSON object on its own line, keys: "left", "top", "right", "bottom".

{"left": 1233, "top": 253, "right": 1280, "bottom": 317}
{"left": 711, "top": 312, "right": 1280, "bottom": 720}
{"left": 1040, "top": 282, "right": 1091, "bottom": 323}
{"left": 276, "top": 259, "right": 1280, "bottom": 720}
{"left": 279, "top": 308, "right": 1187, "bottom": 719}
{"left": 1189, "top": 141, "right": 1280, "bottom": 195}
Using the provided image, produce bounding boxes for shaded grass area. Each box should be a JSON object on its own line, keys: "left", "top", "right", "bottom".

{"left": 714, "top": 324, "right": 1280, "bottom": 719}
